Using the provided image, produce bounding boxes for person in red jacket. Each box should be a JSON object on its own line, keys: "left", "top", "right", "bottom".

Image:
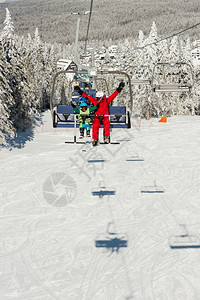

{"left": 75, "top": 81, "right": 125, "bottom": 146}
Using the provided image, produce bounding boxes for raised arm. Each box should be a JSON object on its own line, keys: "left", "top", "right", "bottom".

{"left": 74, "top": 86, "right": 98, "bottom": 105}
{"left": 107, "top": 81, "right": 125, "bottom": 104}
{"left": 71, "top": 101, "right": 80, "bottom": 114}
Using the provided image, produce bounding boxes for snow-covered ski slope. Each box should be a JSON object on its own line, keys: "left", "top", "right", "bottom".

{"left": 1, "top": 110, "right": 200, "bottom": 300}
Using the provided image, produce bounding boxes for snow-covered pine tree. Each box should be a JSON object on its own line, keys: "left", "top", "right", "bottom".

{"left": 42, "top": 43, "right": 57, "bottom": 108}
{"left": 157, "top": 39, "right": 169, "bottom": 63}
{"left": 132, "top": 23, "right": 160, "bottom": 118}
{"left": 27, "top": 33, "right": 32, "bottom": 48}
{"left": 6, "top": 42, "right": 37, "bottom": 130}
{"left": 31, "top": 28, "right": 45, "bottom": 111}
{"left": 182, "top": 38, "right": 191, "bottom": 63}
{"left": 130, "top": 30, "right": 149, "bottom": 117}
{"left": 0, "top": 40, "right": 15, "bottom": 145}
{"left": 137, "top": 30, "right": 144, "bottom": 48}
{"left": 1, "top": 9, "right": 39, "bottom": 133}
{"left": 169, "top": 36, "right": 180, "bottom": 62}
{"left": 33, "top": 28, "right": 40, "bottom": 48}
{"left": 1, "top": 8, "right": 14, "bottom": 41}
{"left": 114, "top": 39, "right": 132, "bottom": 108}
{"left": 144, "top": 21, "right": 158, "bottom": 69}
{"left": 13, "top": 36, "right": 39, "bottom": 129}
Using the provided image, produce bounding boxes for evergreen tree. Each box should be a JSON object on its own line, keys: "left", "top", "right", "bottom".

{"left": 158, "top": 39, "right": 169, "bottom": 62}
{"left": 1, "top": 8, "right": 14, "bottom": 40}
{"left": 0, "top": 40, "right": 15, "bottom": 145}
{"left": 144, "top": 21, "right": 158, "bottom": 68}
{"left": 1, "top": 9, "right": 39, "bottom": 134}
{"left": 137, "top": 30, "right": 144, "bottom": 48}
{"left": 183, "top": 38, "right": 192, "bottom": 64}
{"left": 12, "top": 36, "right": 38, "bottom": 129}
{"left": 169, "top": 36, "right": 180, "bottom": 62}
{"left": 31, "top": 27, "right": 45, "bottom": 110}
{"left": 33, "top": 28, "right": 40, "bottom": 48}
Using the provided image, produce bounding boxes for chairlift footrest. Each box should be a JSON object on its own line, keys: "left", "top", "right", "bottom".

{"left": 99, "top": 142, "right": 120, "bottom": 145}
{"left": 65, "top": 141, "right": 86, "bottom": 144}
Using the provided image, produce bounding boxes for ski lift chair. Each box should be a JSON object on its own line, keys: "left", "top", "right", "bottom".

{"left": 151, "top": 62, "right": 194, "bottom": 93}
{"left": 51, "top": 69, "right": 132, "bottom": 144}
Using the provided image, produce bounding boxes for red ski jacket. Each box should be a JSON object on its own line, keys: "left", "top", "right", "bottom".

{"left": 82, "top": 90, "right": 119, "bottom": 116}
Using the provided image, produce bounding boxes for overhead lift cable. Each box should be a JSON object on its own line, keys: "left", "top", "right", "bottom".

{"left": 138, "top": 21, "right": 200, "bottom": 49}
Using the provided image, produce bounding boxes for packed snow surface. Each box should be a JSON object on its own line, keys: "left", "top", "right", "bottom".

{"left": 1, "top": 110, "right": 200, "bottom": 300}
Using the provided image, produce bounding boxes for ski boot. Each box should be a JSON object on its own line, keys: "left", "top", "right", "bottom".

{"left": 104, "top": 136, "right": 110, "bottom": 144}
{"left": 86, "top": 130, "right": 91, "bottom": 137}
{"left": 92, "top": 139, "right": 99, "bottom": 146}
{"left": 79, "top": 128, "right": 84, "bottom": 139}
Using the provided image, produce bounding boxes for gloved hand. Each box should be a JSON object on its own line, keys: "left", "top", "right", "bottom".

{"left": 74, "top": 85, "right": 83, "bottom": 95}
{"left": 116, "top": 81, "right": 125, "bottom": 93}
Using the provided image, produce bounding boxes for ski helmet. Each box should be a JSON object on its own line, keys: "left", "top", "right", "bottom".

{"left": 80, "top": 102, "right": 87, "bottom": 107}
{"left": 96, "top": 91, "right": 104, "bottom": 98}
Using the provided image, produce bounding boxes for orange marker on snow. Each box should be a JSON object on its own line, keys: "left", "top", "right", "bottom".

{"left": 159, "top": 116, "right": 167, "bottom": 123}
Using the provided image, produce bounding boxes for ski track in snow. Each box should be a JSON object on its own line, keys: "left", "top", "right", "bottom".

{"left": 1, "top": 111, "right": 200, "bottom": 299}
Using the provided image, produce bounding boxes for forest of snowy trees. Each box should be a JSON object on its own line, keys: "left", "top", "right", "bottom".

{"left": 0, "top": 7, "right": 200, "bottom": 147}
{"left": 1, "top": 0, "right": 200, "bottom": 45}
{"left": 0, "top": 8, "right": 73, "bottom": 146}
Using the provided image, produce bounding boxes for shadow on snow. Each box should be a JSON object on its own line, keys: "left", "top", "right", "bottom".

{"left": 1, "top": 113, "right": 44, "bottom": 150}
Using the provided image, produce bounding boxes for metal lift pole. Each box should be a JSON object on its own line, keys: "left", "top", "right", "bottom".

{"left": 84, "top": 0, "right": 94, "bottom": 56}
{"left": 74, "top": 16, "right": 81, "bottom": 65}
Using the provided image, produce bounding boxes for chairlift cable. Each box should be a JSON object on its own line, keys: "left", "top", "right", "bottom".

{"left": 84, "top": 0, "right": 94, "bottom": 55}
{"left": 138, "top": 20, "right": 200, "bottom": 49}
